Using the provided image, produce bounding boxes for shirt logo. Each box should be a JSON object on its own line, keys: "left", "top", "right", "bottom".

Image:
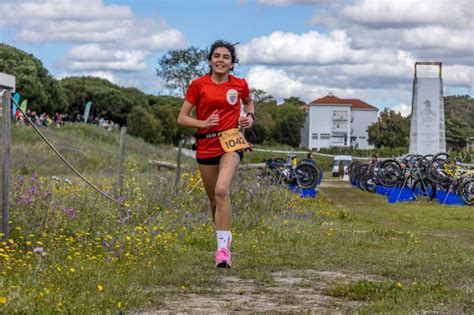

{"left": 226, "top": 89, "right": 238, "bottom": 106}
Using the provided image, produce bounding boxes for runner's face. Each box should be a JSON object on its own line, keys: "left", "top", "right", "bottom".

{"left": 210, "top": 47, "right": 233, "bottom": 75}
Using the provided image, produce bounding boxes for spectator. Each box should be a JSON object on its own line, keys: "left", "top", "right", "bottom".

{"left": 338, "top": 160, "right": 344, "bottom": 178}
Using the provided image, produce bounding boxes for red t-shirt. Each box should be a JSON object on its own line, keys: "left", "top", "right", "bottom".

{"left": 185, "top": 74, "right": 250, "bottom": 159}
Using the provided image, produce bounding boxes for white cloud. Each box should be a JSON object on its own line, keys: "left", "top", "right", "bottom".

{"left": 241, "top": 0, "right": 472, "bottom": 107}
{"left": 246, "top": 65, "right": 359, "bottom": 103}
{"left": 391, "top": 103, "right": 411, "bottom": 117}
{"left": 67, "top": 44, "right": 149, "bottom": 71}
{"left": 341, "top": 0, "right": 472, "bottom": 29}
{"left": 239, "top": 30, "right": 352, "bottom": 65}
{"left": 443, "top": 65, "right": 474, "bottom": 91}
{"left": 0, "top": 0, "right": 132, "bottom": 24}
{"left": 126, "top": 29, "right": 187, "bottom": 51}
{"left": 257, "top": 0, "right": 331, "bottom": 5}
{"left": 0, "top": 0, "right": 186, "bottom": 74}
{"left": 0, "top": 1, "right": 186, "bottom": 48}
{"left": 402, "top": 27, "right": 473, "bottom": 52}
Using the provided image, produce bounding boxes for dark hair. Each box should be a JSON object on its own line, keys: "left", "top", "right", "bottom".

{"left": 207, "top": 40, "right": 239, "bottom": 72}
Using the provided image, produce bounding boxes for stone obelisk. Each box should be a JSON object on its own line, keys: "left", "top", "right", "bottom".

{"left": 409, "top": 62, "right": 446, "bottom": 155}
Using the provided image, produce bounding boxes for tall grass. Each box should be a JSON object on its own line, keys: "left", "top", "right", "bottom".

{"left": 0, "top": 124, "right": 472, "bottom": 313}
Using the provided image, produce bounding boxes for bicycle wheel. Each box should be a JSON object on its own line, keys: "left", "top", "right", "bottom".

{"left": 412, "top": 178, "right": 437, "bottom": 201}
{"left": 428, "top": 153, "right": 453, "bottom": 184}
{"left": 361, "top": 174, "right": 376, "bottom": 193}
{"left": 294, "top": 162, "right": 318, "bottom": 189}
{"left": 458, "top": 178, "right": 474, "bottom": 205}
{"left": 377, "top": 159, "right": 402, "bottom": 187}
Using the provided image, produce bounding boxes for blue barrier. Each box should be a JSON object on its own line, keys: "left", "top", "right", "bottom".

{"left": 387, "top": 187, "right": 416, "bottom": 203}
{"left": 351, "top": 180, "right": 468, "bottom": 205}
{"left": 375, "top": 185, "right": 388, "bottom": 195}
{"left": 413, "top": 187, "right": 435, "bottom": 200}
{"left": 436, "top": 190, "right": 466, "bottom": 206}
{"left": 287, "top": 183, "right": 318, "bottom": 198}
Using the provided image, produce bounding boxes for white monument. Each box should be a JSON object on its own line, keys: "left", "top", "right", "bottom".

{"left": 409, "top": 62, "right": 446, "bottom": 155}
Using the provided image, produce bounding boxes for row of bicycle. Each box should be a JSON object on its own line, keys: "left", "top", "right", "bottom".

{"left": 348, "top": 153, "right": 474, "bottom": 205}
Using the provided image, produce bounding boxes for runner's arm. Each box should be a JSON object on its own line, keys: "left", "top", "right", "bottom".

{"left": 238, "top": 96, "right": 255, "bottom": 128}
{"left": 177, "top": 100, "right": 219, "bottom": 129}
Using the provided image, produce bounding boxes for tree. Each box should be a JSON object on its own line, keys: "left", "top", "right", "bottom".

{"left": 282, "top": 96, "right": 305, "bottom": 107}
{"left": 0, "top": 43, "right": 67, "bottom": 113}
{"left": 60, "top": 76, "right": 146, "bottom": 125}
{"left": 445, "top": 112, "right": 470, "bottom": 151}
{"left": 156, "top": 46, "right": 209, "bottom": 96}
{"left": 251, "top": 88, "right": 276, "bottom": 104}
{"left": 249, "top": 89, "right": 277, "bottom": 144}
{"left": 271, "top": 102, "right": 307, "bottom": 147}
{"left": 368, "top": 108, "right": 409, "bottom": 148}
{"left": 149, "top": 95, "right": 194, "bottom": 144}
{"left": 244, "top": 123, "right": 265, "bottom": 144}
{"left": 127, "top": 106, "right": 162, "bottom": 144}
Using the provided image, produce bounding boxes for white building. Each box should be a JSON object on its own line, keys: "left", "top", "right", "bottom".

{"left": 301, "top": 94, "right": 378, "bottom": 150}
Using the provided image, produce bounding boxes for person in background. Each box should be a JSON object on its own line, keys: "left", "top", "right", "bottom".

{"left": 338, "top": 160, "right": 344, "bottom": 178}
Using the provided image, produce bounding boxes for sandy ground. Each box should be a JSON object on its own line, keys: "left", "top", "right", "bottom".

{"left": 136, "top": 270, "right": 373, "bottom": 314}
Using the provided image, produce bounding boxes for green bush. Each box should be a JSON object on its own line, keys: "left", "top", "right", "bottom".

{"left": 127, "top": 107, "right": 162, "bottom": 144}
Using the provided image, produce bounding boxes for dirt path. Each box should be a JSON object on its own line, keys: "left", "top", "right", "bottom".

{"left": 137, "top": 270, "right": 372, "bottom": 314}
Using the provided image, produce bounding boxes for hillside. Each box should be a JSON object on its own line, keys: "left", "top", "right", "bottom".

{"left": 10, "top": 123, "right": 190, "bottom": 177}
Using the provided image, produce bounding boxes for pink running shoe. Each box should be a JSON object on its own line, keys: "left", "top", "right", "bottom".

{"left": 215, "top": 248, "right": 232, "bottom": 268}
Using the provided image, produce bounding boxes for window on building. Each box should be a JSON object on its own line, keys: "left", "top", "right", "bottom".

{"left": 333, "top": 110, "right": 348, "bottom": 119}
{"left": 333, "top": 122, "right": 347, "bottom": 129}
{"left": 320, "top": 133, "right": 330, "bottom": 139}
{"left": 312, "top": 133, "right": 318, "bottom": 139}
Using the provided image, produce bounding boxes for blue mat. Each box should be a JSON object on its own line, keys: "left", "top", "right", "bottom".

{"left": 287, "top": 183, "right": 318, "bottom": 198}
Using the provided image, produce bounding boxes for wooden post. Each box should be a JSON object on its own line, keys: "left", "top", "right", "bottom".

{"left": 1, "top": 90, "right": 11, "bottom": 240}
{"left": 116, "top": 126, "right": 126, "bottom": 199}
{"left": 175, "top": 139, "right": 183, "bottom": 193}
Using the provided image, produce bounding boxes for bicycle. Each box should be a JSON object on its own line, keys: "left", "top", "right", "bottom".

{"left": 262, "top": 153, "right": 321, "bottom": 189}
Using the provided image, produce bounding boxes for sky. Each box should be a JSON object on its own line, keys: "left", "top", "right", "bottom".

{"left": 0, "top": 0, "right": 473, "bottom": 116}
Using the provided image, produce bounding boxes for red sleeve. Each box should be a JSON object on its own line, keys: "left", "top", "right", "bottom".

{"left": 242, "top": 79, "right": 250, "bottom": 99}
{"left": 185, "top": 80, "right": 199, "bottom": 105}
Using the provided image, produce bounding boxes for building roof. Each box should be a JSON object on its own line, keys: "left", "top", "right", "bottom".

{"left": 308, "top": 95, "right": 378, "bottom": 111}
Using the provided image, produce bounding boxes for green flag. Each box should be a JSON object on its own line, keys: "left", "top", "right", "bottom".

{"left": 83, "top": 101, "right": 92, "bottom": 123}
{"left": 20, "top": 100, "right": 27, "bottom": 114}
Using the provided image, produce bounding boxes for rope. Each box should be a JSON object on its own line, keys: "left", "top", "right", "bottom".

{"left": 7, "top": 91, "right": 127, "bottom": 207}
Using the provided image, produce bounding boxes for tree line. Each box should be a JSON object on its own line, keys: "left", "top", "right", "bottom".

{"left": 1, "top": 43, "right": 472, "bottom": 150}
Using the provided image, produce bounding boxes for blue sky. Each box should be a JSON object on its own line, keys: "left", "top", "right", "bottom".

{"left": 1, "top": 0, "right": 473, "bottom": 115}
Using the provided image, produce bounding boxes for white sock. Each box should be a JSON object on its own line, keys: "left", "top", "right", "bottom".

{"left": 216, "top": 230, "right": 232, "bottom": 251}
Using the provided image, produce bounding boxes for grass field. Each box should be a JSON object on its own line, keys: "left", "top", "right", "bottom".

{"left": 0, "top": 124, "right": 472, "bottom": 313}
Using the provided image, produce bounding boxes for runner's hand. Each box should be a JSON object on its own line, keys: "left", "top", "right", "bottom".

{"left": 238, "top": 115, "right": 253, "bottom": 128}
{"left": 203, "top": 110, "right": 219, "bottom": 128}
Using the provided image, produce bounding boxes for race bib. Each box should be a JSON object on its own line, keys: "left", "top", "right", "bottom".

{"left": 218, "top": 128, "right": 250, "bottom": 152}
